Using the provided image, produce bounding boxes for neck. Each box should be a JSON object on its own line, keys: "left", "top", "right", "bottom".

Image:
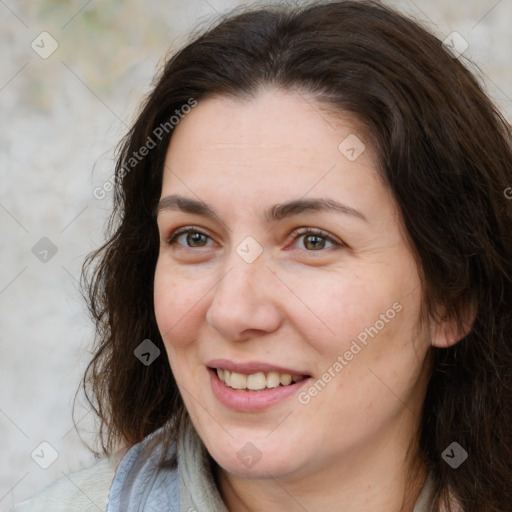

{"left": 215, "top": 427, "right": 427, "bottom": 512}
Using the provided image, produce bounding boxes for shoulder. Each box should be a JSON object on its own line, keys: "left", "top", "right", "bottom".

{"left": 6, "top": 454, "right": 121, "bottom": 512}
{"left": 106, "top": 431, "right": 180, "bottom": 511}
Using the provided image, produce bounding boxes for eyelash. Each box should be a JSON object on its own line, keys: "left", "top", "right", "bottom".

{"left": 166, "top": 226, "right": 344, "bottom": 251}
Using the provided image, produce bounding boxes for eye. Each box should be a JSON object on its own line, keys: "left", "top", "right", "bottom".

{"left": 165, "top": 226, "right": 344, "bottom": 252}
{"left": 291, "top": 228, "right": 344, "bottom": 251}
{"left": 167, "top": 227, "right": 215, "bottom": 248}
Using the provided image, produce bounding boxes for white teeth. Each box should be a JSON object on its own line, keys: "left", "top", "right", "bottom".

{"left": 266, "top": 371, "right": 281, "bottom": 388}
{"left": 216, "top": 368, "right": 306, "bottom": 391}
{"left": 229, "top": 371, "right": 247, "bottom": 389}
{"left": 279, "top": 374, "right": 292, "bottom": 386}
{"left": 247, "top": 372, "right": 267, "bottom": 390}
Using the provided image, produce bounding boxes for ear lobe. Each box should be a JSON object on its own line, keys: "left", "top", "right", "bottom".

{"left": 429, "top": 301, "right": 476, "bottom": 348}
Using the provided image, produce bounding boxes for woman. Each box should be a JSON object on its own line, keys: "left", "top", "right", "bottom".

{"left": 9, "top": 1, "right": 512, "bottom": 511}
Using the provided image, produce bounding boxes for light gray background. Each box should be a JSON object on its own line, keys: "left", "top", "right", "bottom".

{"left": 1, "top": 0, "right": 510, "bottom": 507}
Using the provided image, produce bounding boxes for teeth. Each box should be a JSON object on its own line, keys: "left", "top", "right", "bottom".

{"left": 266, "top": 371, "right": 281, "bottom": 388}
{"left": 216, "top": 368, "right": 306, "bottom": 391}
{"left": 229, "top": 371, "right": 247, "bottom": 389}
{"left": 279, "top": 374, "right": 292, "bottom": 386}
{"left": 247, "top": 372, "right": 266, "bottom": 390}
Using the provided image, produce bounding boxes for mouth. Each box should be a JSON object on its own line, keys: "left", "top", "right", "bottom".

{"left": 206, "top": 361, "right": 312, "bottom": 411}
{"left": 209, "top": 367, "right": 310, "bottom": 392}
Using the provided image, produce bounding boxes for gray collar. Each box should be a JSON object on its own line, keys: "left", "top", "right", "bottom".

{"left": 177, "top": 417, "right": 228, "bottom": 512}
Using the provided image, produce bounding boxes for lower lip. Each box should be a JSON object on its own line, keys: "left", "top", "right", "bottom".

{"left": 208, "top": 368, "right": 311, "bottom": 412}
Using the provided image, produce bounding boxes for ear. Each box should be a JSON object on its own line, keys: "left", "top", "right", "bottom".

{"left": 429, "top": 301, "right": 476, "bottom": 348}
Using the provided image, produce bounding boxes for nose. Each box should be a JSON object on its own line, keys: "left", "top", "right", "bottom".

{"left": 205, "top": 251, "right": 283, "bottom": 341}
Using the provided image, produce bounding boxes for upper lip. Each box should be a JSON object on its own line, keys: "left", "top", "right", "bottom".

{"left": 206, "top": 358, "right": 310, "bottom": 376}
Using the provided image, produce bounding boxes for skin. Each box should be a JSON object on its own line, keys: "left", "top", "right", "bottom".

{"left": 153, "top": 87, "right": 458, "bottom": 512}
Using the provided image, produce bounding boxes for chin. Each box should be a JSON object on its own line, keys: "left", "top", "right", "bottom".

{"left": 216, "top": 455, "right": 297, "bottom": 480}
{"left": 206, "top": 435, "right": 301, "bottom": 479}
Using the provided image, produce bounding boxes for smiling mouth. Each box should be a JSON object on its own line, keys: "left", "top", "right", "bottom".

{"left": 210, "top": 367, "right": 310, "bottom": 392}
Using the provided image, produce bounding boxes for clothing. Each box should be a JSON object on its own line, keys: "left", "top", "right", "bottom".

{"left": 6, "top": 419, "right": 434, "bottom": 511}
{"left": 5, "top": 456, "right": 116, "bottom": 512}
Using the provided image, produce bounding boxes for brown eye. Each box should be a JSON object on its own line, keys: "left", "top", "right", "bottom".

{"left": 292, "top": 228, "right": 342, "bottom": 251}
{"left": 302, "top": 234, "right": 327, "bottom": 250}
{"left": 184, "top": 232, "right": 208, "bottom": 247}
{"left": 168, "top": 228, "right": 214, "bottom": 248}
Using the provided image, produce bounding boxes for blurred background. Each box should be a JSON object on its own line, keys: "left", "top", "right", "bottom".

{"left": 1, "top": 0, "right": 510, "bottom": 507}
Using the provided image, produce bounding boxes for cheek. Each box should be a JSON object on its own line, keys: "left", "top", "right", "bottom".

{"left": 153, "top": 266, "right": 176, "bottom": 336}
{"left": 287, "top": 271, "right": 394, "bottom": 353}
{"left": 153, "top": 261, "right": 201, "bottom": 348}
{"left": 153, "top": 263, "right": 208, "bottom": 388}
{"left": 287, "top": 261, "right": 424, "bottom": 370}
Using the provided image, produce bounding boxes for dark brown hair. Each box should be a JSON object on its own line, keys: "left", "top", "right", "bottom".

{"left": 80, "top": 1, "right": 512, "bottom": 510}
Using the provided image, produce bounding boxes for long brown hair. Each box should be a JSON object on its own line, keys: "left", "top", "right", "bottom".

{"left": 79, "top": 1, "right": 512, "bottom": 510}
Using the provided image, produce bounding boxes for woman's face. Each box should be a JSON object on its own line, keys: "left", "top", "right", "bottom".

{"left": 154, "top": 88, "right": 432, "bottom": 481}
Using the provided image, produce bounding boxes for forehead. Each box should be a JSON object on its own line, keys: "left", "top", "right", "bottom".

{"left": 158, "top": 88, "right": 395, "bottom": 228}
{"left": 170, "top": 89, "right": 365, "bottom": 146}
{"left": 164, "top": 89, "right": 377, "bottom": 179}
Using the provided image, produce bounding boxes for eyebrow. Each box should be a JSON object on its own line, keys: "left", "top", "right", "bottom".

{"left": 156, "top": 194, "right": 367, "bottom": 223}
